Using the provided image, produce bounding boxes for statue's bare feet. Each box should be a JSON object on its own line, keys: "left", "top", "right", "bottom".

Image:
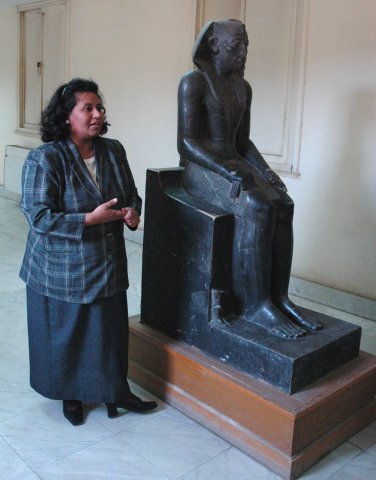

{"left": 274, "top": 297, "right": 323, "bottom": 332}
{"left": 246, "top": 302, "right": 306, "bottom": 339}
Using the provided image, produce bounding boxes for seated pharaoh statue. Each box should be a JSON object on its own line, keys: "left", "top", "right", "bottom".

{"left": 177, "top": 19, "right": 322, "bottom": 339}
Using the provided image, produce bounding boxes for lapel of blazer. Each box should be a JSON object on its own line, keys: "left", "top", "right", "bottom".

{"left": 65, "top": 139, "right": 104, "bottom": 203}
{"left": 93, "top": 137, "right": 113, "bottom": 200}
{"left": 94, "top": 138, "right": 129, "bottom": 203}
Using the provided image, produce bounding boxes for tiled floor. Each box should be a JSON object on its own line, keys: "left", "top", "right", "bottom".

{"left": 0, "top": 194, "right": 375, "bottom": 480}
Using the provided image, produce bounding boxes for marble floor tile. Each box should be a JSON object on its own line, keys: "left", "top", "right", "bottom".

{"left": 0, "top": 360, "right": 30, "bottom": 394}
{"left": 0, "top": 436, "right": 39, "bottom": 480}
{"left": 329, "top": 450, "right": 376, "bottom": 480}
{"left": 348, "top": 420, "right": 376, "bottom": 450}
{"left": 10, "top": 474, "right": 41, "bottom": 480}
{"left": 366, "top": 441, "right": 376, "bottom": 458}
{"left": 110, "top": 408, "right": 230, "bottom": 479}
{"left": 299, "top": 442, "right": 362, "bottom": 479}
{"left": 0, "top": 389, "right": 42, "bottom": 423}
{"left": 179, "top": 446, "right": 282, "bottom": 479}
{"left": 36, "top": 440, "right": 170, "bottom": 480}
{"left": 12, "top": 474, "right": 41, "bottom": 480}
{"left": 0, "top": 290, "right": 28, "bottom": 338}
{"left": 360, "top": 335, "right": 376, "bottom": 355}
{"left": 0, "top": 401, "right": 114, "bottom": 469}
{"left": 0, "top": 333, "right": 29, "bottom": 370}
{"left": 0, "top": 271, "right": 25, "bottom": 294}
{"left": 126, "top": 242, "right": 143, "bottom": 315}
{"left": 127, "top": 284, "right": 142, "bottom": 316}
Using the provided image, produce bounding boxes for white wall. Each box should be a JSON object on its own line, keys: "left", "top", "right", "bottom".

{"left": 284, "top": 0, "right": 376, "bottom": 300}
{"left": 0, "top": 0, "right": 375, "bottom": 300}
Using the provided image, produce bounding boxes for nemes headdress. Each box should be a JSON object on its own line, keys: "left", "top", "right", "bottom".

{"left": 192, "top": 19, "right": 246, "bottom": 70}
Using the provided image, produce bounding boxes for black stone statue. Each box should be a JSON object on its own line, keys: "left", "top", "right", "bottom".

{"left": 141, "top": 19, "right": 361, "bottom": 393}
{"left": 177, "top": 19, "right": 321, "bottom": 339}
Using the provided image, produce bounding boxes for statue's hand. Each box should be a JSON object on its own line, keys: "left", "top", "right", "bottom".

{"left": 263, "top": 168, "right": 287, "bottom": 192}
{"left": 229, "top": 170, "right": 255, "bottom": 198}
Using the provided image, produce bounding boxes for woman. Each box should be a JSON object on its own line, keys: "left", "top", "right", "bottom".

{"left": 20, "top": 78, "right": 157, "bottom": 426}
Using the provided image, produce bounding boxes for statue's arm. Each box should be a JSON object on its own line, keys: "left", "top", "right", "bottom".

{"left": 237, "top": 81, "right": 287, "bottom": 190}
{"left": 177, "top": 71, "right": 238, "bottom": 182}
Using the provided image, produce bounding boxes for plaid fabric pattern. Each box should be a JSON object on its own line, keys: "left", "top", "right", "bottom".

{"left": 20, "top": 137, "right": 141, "bottom": 303}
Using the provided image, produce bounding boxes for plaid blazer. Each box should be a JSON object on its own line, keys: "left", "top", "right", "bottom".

{"left": 19, "top": 137, "right": 141, "bottom": 303}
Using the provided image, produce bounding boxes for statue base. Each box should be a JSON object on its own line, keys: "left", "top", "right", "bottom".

{"left": 128, "top": 316, "right": 376, "bottom": 480}
{"left": 202, "top": 309, "right": 361, "bottom": 394}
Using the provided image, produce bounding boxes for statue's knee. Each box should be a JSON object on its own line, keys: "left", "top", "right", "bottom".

{"left": 278, "top": 200, "right": 294, "bottom": 220}
{"left": 245, "top": 191, "right": 274, "bottom": 216}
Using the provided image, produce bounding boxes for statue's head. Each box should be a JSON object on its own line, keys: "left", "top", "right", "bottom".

{"left": 193, "top": 19, "right": 248, "bottom": 75}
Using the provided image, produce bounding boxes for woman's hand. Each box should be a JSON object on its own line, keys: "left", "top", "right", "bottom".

{"left": 85, "top": 198, "right": 126, "bottom": 226}
{"left": 122, "top": 207, "right": 140, "bottom": 229}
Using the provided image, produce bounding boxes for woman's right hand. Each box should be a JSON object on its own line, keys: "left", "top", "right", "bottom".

{"left": 84, "top": 198, "right": 126, "bottom": 226}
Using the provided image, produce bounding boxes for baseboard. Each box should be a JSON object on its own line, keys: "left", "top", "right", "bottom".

{"left": 0, "top": 187, "right": 21, "bottom": 203}
{"left": 289, "top": 276, "right": 376, "bottom": 322}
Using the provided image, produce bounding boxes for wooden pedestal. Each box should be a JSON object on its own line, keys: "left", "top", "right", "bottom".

{"left": 128, "top": 316, "right": 376, "bottom": 480}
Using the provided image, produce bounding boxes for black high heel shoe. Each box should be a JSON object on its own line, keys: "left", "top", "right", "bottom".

{"left": 105, "top": 394, "right": 157, "bottom": 418}
{"left": 63, "top": 400, "right": 84, "bottom": 426}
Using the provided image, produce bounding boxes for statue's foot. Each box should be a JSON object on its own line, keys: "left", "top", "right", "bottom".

{"left": 274, "top": 297, "right": 323, "bottom": 332}
{"left": 246, "top": 302, "right": 306, "bottom": 339}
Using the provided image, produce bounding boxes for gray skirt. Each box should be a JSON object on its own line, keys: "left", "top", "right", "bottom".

{"left": 26, "top": 286, "right": 131, "bottom": 403}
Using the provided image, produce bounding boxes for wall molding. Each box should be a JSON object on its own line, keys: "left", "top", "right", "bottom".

{"left": 289, "top": 276, "right": 376, "bottom": 322}
{"left": 243, "top": 0, "right": 310, "bottom": 174}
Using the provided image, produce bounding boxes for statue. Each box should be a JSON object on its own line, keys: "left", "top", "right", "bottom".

{"left": 141, "top": 18, "right": 361, "bottom": 393}
{"left": 177, "top": 19, "right": 322, "bottom": 339}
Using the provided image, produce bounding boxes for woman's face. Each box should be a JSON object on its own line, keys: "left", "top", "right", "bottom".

{"left": 68, "top": 91, "right": 105, "bottom": 143}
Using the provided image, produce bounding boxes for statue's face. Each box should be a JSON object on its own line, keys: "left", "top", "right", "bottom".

{"left": 214, "top": 23, "right": 248, "bottom": 75}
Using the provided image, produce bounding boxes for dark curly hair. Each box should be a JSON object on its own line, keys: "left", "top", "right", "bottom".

{"left": 40, "top": 78, "right": 110, "bottom": 142}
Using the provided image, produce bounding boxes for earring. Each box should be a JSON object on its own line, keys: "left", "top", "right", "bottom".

{"left": 65, "top": 120, "right": 70, "bottom": 124}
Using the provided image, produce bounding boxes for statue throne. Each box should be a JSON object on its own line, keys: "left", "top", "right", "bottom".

{"left": 140, "top": 168, "right": 361, "bottom": 394}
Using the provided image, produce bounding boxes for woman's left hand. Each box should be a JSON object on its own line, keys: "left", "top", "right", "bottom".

{"left": 122, "top": 207, "right": 140, "bottom": 229}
